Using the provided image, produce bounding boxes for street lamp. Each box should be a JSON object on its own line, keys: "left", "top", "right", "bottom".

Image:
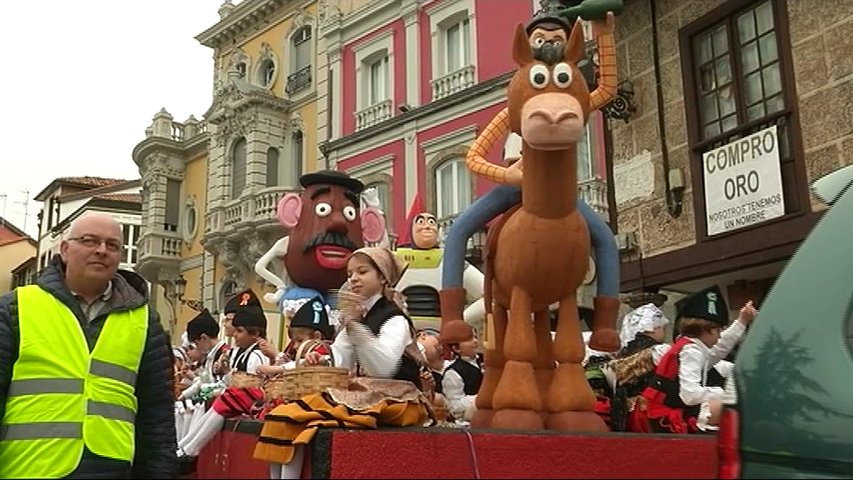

{"left": 174, "top": 275, "right": 187, "bottom": 302}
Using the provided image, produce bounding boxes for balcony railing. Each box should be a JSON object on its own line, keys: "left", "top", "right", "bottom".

{"left": 136, "top": 230, "right": 183, "bottom": 281}
{"left": 285, "top": 65, "right": 312, "bottom": 95}
{"left": 355, "top": 100, "right": 392, "bottom": 131}
{"left": 431, "top": 65, "right": 476, "bottom": 101}
{"left": 578, "top": 177, "right": 610, "bottom": 219}
{"left": 204, "top": 186, "right": 296, "bottom": 241}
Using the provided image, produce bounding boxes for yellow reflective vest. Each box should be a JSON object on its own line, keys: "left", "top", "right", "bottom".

{"left": 0, "top": 285, "right": 148, "bottom": 479}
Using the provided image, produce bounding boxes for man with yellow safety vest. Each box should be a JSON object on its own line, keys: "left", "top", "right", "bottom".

{"left": 0, "top": 212, "right": 177, "bottom": 478}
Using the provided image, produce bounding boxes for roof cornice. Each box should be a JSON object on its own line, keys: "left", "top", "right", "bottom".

{"left": 196, "top": 0, "right": 289, "bottom": 49}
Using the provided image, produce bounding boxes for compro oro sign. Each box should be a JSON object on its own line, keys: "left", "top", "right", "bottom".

{"left": 703, "top": 125, "right": 785, "bottom": 236}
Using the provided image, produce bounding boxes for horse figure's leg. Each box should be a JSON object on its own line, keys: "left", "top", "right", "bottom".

{"left": 491, "top": 286, "right": 544, "bottom": 430}
{"left": 471, "top": 305, "right": 508, "bottom": 428}
{"left": 533, "top": 309, "right": 555, "bottom": 424}
{"left": 546, "top": 293, "right": 608, "bottom": 432}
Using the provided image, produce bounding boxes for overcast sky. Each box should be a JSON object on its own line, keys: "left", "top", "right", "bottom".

{"left": 0, "top": 1, "right": 228, "bottom": 237}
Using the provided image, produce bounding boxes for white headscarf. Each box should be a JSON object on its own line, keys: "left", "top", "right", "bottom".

{"left": 619, "top": 303, "right": 670, "bottom": 348}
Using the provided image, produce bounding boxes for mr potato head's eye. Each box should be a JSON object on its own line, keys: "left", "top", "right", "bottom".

{"left": 315, "top": 203, "right": 332, "bottom": 217}
{"left": 342, "top": 206, "right": 357, "bottom": 221}
{"left": 427, "top": 218, "right": 437, "bottom": 226}
{"left": 415, "top": 217, "right": 425, "bottom": 225}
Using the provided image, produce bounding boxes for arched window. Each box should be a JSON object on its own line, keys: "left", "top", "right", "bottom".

{"left": 266, "top": 147, "right": 279, "bottom": 187}
{"left": 291, "top": 131, "right": 304, "bottom": 186}
{"left": 219, "top": 280, "right": 237, "bottom": 316}
{"left": 231, "top": 137, "right": 247, "bottom": 199}
{"left": 434, "top": 157, "right": 471, "bottom": 219}
{"left": 365, "top": 181, "right": 390, "bottom": 216}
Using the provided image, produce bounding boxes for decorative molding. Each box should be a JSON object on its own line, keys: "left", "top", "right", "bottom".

{"left": 290, "top": 111, "right": 304, "bottom": 132}
{"left": 318, "top": 0, "right": 343, "bottom": 29}
{"left": 420, "top": 124, "right": 477, "bottom": 154}
{"left": 344, "top": 153, "right": 395, "bottom": 178}
{"left": 180, "top": 254, "right": 204, "bottom": 271}
{"left": 196, "top": 0, "right": 285, "bottom": 49}
{"left": 288, "top": 10, "right": 315, "bottom": 36}
{"left": 254, "top": 42, "right": 279, "bottom": 90}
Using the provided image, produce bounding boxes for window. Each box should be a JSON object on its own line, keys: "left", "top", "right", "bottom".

{"left": 576, "top": 124, "right": 594, "bottom": 182}
{"left": 293, "top": 26, "right": 312, "bottom": 72}
{"left": 365, "top": 182, "right": 390, "bottom": 216}
{"left": 694, "top": 1, "right": 782, "bottom": 139}
{"left": 184, "top": 202, "right": 197, "bottom": 243}
{"left": 366, "top": 55, "right": 389, "bottom": 106}
{"left": 266, "top": 147, "right": 279, "bottom": 188}
{"left": 257, "top": 59, "right": 276, "bottom": 88}
{"left": 231, "top": 137, "right": 247, "bottom": 199}
{"left": 445, "top": 17, "right": 471, "bottom": 74}
{"left": 122, "top": 224, "right": 140, "bottom": 264}
{"left": 291, "top": 132, "right": 304, "bottom": 186}
{"left": 435, "top": 158, "right": 471, "bottom": 219}
{"left": 287, "top": 26, "right": 313, "bottom": 95}
{"left": 682, "top": 0, "right": 805, "bottom": 228}
{"left": 165, "top": 179, "right": 181, "bottom": 232}
{"left": 236, "top": 62, "right": 247, "bottom": 78}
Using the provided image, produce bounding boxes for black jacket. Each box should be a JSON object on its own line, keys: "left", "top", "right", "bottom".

{"left": 0, "top": 257, "right": 178, "bottom": 479}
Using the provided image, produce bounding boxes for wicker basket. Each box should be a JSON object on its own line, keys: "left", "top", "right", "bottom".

{"left": 229, "top": 372, "right": 264, "bottom": 389}
{"left": 265, "top": 366, "right": 350, "bottom": 402}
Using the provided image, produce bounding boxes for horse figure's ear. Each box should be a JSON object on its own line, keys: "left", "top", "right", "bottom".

{"left": 512, "top": 23, "right": 533, "bottom": 67}
{"left": 565, "top": 18, "right": 586, "bottom": 64}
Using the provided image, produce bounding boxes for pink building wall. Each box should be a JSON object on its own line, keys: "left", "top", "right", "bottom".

{"left": 473, "top": 0, "right": 532, "bottom": 81}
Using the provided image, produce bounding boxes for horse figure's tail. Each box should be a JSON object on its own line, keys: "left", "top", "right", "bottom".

{"left": 481, "top": 203, "right": 522, "bottom": 349}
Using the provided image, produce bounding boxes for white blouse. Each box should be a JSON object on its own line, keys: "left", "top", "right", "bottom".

{"left": 331, "top": 294, "right": 413, "bottom": 379}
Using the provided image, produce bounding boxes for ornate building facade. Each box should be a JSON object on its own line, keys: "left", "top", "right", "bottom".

{"left": 133, "top": 0, "right": 349, "bottom": 342}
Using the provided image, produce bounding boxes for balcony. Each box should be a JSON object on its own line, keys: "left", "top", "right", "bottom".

{"left": 285, "top": 65, "right": 312, "bottom": 95}
{"left": 430, "top": 65, "right": 476, "bottom": 101}
{"left": 578, "top": 177, "right": 610, "bottom": 220}
{"left": 135, "top": 230, "right": 183, "bottom": 282}
{"left": 203, "top": 186, "right": 296, "bottom": 245}
{"left": 355, "top": 100, "right": 392, "bottom": 131}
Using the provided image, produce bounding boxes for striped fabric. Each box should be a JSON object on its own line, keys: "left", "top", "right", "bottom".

{"left": 253, "top": 392, "right": 428, "bottom": 464}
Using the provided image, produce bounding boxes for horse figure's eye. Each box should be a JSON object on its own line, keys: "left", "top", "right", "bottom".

{"left": 552, "top": 63, "right": 573, "bottom": 88}
{"left": 529, "top": 65, "right": 549, "bottom": 89}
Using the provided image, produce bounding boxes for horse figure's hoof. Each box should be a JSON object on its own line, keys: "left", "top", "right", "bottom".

{"left": 470, "top": 409, "right": 495, "bottom": 428}
{"left": 546, "top": 411, "right": 609, "bottom": 432}
{"left": 491, "top": 409, "right": 545, "bottom": 431}
{"left": 588, "top": 328, "right": 620, "bottom": 353}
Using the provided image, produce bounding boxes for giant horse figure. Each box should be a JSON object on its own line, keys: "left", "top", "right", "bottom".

{"left": 474, "top": 14, "right": 617, "bottom": 432}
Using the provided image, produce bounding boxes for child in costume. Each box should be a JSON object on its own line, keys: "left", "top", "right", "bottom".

{"left": 586, "top": 303, "right": 670, "bottom": 430}
{"left": 256, "top": 296, "right": 334, "bottom": 377}
{"left": 178, "top": 308, "right": 230, "bottom": 402}
{"left": 441, "top": 322, "right": 484, "bottom": 423}
{"left": 632, "top": 286, "right": 757, "bottom": 434}
{"left": 439, "top": 5, "right": 621, "bottom": 351}
{"left": 303, "top": 246, "right": 423, "bottom": 388}
{"left": 177, "top": 304, "right": 269, "bottom": 458}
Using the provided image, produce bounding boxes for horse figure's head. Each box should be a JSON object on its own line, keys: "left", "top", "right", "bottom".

{"left": 507, "top": 20, "right": 591, "bottom": 152}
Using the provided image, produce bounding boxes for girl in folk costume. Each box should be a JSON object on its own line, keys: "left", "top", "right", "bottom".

{"left": 304, "top": 246, "right": 423, "bottom": 389}
{"left": 630, "top": 286, "right": 757, "bottom": 434}
{"left": 177, "top": 304, "right": 269, "bottom": 458}
{"left": 441, "top": 322, "right": 484, "bottom": 423}
{"left": 586, "top": 303, "right": 670, "bottom": 430}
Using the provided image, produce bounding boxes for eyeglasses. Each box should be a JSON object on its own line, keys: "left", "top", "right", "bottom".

{"left": 68, "top": 235, "right": 123, "bottom": 252}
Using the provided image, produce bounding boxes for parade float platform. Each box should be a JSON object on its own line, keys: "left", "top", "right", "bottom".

{"left": 194, "top": 419, "right": 717, "bottom": 478}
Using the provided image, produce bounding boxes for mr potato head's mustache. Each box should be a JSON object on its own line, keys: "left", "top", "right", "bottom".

{"left": 303, "top": 231, "right": 357, "bottom": 253}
